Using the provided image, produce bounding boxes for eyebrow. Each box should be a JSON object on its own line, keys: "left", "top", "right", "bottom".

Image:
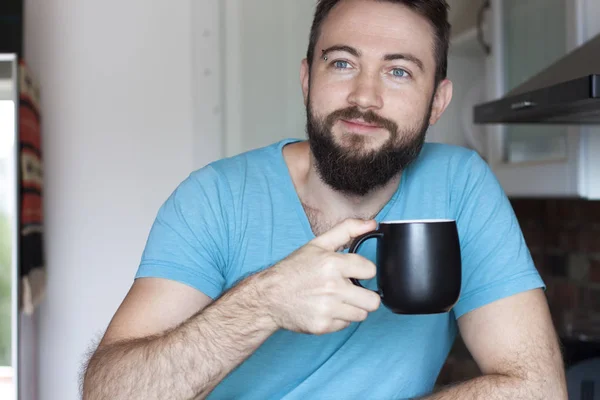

{"left": 321, "top": 44, "right": 361, "bottom": 58}
{"left": 383, "top": 53, "right": 424, "bottom": 72}
{"left": 321, "top": 44, "right": 425, "bottom": 72}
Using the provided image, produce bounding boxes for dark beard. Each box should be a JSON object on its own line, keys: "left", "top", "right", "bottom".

{"left": 306, "top": 98, "right": 433, "bottom": 197}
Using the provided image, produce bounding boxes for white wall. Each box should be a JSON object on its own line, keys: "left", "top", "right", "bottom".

{"left": 23, "top": 1, "right": 223, "bottom": 399}
{"left": 224, "top": 0, "right": 316, "bottom": 156}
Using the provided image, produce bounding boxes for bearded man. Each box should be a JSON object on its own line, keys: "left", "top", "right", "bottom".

{"left": 82, "top": 1, "right": 567, "bottom": 399}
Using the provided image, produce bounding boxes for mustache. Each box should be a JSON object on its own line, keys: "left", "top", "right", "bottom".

{"left": 325, "top": 107, "right": 398, "bottom": 136}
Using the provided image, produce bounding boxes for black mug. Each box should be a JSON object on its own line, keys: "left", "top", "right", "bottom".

{"left": 349, "top": 219, "right": 462, "bottom": 315}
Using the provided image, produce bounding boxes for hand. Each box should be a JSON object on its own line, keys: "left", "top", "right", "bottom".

{"left": 259, "top": 219, "right": 381, "bottom": 335}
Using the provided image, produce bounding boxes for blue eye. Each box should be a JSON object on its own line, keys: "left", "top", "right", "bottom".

{"left": 391, "top": 68, "right": 409, "bottom": 78}
{"left": 333, "top": 60, "right": 350, "bottom": 69}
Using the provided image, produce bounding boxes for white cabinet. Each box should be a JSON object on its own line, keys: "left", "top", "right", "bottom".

{"left": 498, "top": 0, "right": 568, "bottom": 165}
{"left": 482, "top": 0, "right": 600, "bottom": 199}
{"left": 435, "top": 0, "right": 600, "bottom": 199}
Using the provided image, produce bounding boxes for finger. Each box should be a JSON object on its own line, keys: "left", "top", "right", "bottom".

{"left": 311, "top": 218, "right": 376, "bottom": 251}
{"left": 312, "top": 319, "right": 351, "bottom": 335}
{"left": 333, "top": 303, "right": 369, "bottom": 323}
{"left": 329, "top": 319, "right": 351, "bottom": 333}
{"left": 339, "top": 253, "right": 377, "bottom": 281}
{"left": 340, "top": 284, "right": 381, "bottom": 312}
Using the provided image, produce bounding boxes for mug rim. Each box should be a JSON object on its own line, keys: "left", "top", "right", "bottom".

{"left": 380, "top": 219, "right": 455, "bottom": 224}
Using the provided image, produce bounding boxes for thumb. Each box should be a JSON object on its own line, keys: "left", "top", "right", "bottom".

{"left": 311, "top": 218, "right": 377, "bottom": 251}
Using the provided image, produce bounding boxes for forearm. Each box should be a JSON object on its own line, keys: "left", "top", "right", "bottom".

{"left": 82, "top": 276, "right": 277, "bottom": 400}
{"left": 420, "top": 374, "right": 556, "bottom": 400}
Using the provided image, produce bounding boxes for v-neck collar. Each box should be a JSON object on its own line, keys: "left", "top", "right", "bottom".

{"left": 274, "top": 138, "right": 406, "bottom": 241}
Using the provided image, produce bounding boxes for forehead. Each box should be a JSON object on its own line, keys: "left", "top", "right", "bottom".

{"left": 317, "top": 0, "right": 436, "bottom": 66}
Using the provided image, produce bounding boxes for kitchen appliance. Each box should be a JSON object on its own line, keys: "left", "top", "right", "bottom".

{"left": 474, "top": 32, "right": 600, "bottom": 124}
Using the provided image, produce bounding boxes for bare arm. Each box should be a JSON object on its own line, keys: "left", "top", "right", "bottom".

{"left": 421, "top": 289, "right": 567, "bottom": 400}
{"left": 82, "top": 276, "right": 278, "bottom": 400}
{"left": 82, "top": 219, "right": 380, "bottom": 400}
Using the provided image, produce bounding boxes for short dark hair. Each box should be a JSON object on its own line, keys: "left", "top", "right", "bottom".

{"left": 306, "top": 0, "right": 451, "bottom": 85}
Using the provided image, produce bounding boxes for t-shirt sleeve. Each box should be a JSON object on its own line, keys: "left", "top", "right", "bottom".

{"left": 135, "top": 166, "right": 229, "bottom": 299}
{"left": 451, "top": 152, "right": 545, "bottom": 319}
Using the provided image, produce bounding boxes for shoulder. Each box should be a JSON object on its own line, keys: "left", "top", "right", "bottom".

{"left": 415, "top": 142, "right": 482, "bottom": 169}
{"left": 411, "top": 143, "right": 490, "bottom": 186}
{"left": 193, "top": 139, "right": 297, "bottom": 185}
{"left": 164, "top": 139, "right": 298, "bottom": 221}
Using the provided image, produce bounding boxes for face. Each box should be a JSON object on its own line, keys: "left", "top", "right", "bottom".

{"left": 301, "top": 0, "right": 452, "bottom": 196}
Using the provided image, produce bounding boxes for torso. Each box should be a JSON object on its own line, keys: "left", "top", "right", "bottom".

{"left": 199, "top": 139, "right": 500, "bottom": 399}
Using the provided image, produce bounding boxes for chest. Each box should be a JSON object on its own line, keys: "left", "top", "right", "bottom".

{"left": 301, "top": 202, "right": 376, "bottom": 237}
{"left": 222, "top": 180, "right": 449, "bottom": 290}
{"left": 302, "top": 203, "right": 338, "bottom": 237}
{"left": 222, "top": 207, "right": 380, "bottom": 292}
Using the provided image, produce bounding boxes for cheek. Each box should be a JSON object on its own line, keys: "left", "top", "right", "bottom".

{"left": 383, "top": 88, "right": 430, "bottom": 123}
{"left": 310, "top": 74, "right": 353, "bottom": 109}
{"left": 309, "top": 93, "right": 347, "bottom": 118}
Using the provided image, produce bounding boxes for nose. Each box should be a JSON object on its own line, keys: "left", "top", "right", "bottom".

{"left": 347, "top": 71, "right": 384, "bottom": 110}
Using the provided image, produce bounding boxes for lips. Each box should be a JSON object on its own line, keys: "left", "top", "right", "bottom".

{"left": 341, "top": 119, "right": 380, "bottom": 128}
{"left": 340, "top": 119, "right": 383, "bottom": 133}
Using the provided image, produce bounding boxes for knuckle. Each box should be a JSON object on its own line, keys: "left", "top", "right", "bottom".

{"left": 322, "top": 254, "right": 341, "bottom": 272}
{"left": 322, "top": 278, "right": 338, "bottom": 294}
{"left": 317, "top": 298, "right": 334, "bottom": 316}
{"left": 358, "top": 309, "right": 369, "bottom": 321}
{"left": 312, "top": 319, "right": 330, "bottom": 335}
{"left": 322, "top": 252, "right": 335, "bottom": 263}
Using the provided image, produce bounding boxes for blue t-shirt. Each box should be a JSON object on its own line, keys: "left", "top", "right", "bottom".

{"left": 136, "top": 138, "right": 544, "bottom": 399}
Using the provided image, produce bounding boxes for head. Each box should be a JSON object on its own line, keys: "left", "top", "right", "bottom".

{"left": 301, "top": 0, "right": 453, "bottom": 196}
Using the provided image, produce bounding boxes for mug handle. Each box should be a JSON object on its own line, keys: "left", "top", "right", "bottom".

{"left": 348, "top": 230, "right": 384, "bottom": 290}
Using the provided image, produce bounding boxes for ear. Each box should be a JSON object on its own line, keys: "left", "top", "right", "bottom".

{"left": 429, "top": 79, "right": 453, "bottom": 125}
{"left": 300, "top": 58, "right": 310, "bottom": 106}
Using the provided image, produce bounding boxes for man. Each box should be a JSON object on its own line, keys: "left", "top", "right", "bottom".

{"left": 82, "top": 0, "right": 567, "bottom": 398}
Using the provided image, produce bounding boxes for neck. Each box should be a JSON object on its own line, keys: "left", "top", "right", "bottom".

{"left": 285, "top": 141, "right": 401, "bottom": 221}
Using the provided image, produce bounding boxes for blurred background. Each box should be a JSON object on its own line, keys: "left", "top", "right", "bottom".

{"left": 1, "top": 0, "right": 600, "bottom": 399}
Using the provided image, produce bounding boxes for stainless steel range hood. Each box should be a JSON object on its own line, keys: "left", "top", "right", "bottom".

{"left": 474, "top": 33, "right": 600, "bottom": 125}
